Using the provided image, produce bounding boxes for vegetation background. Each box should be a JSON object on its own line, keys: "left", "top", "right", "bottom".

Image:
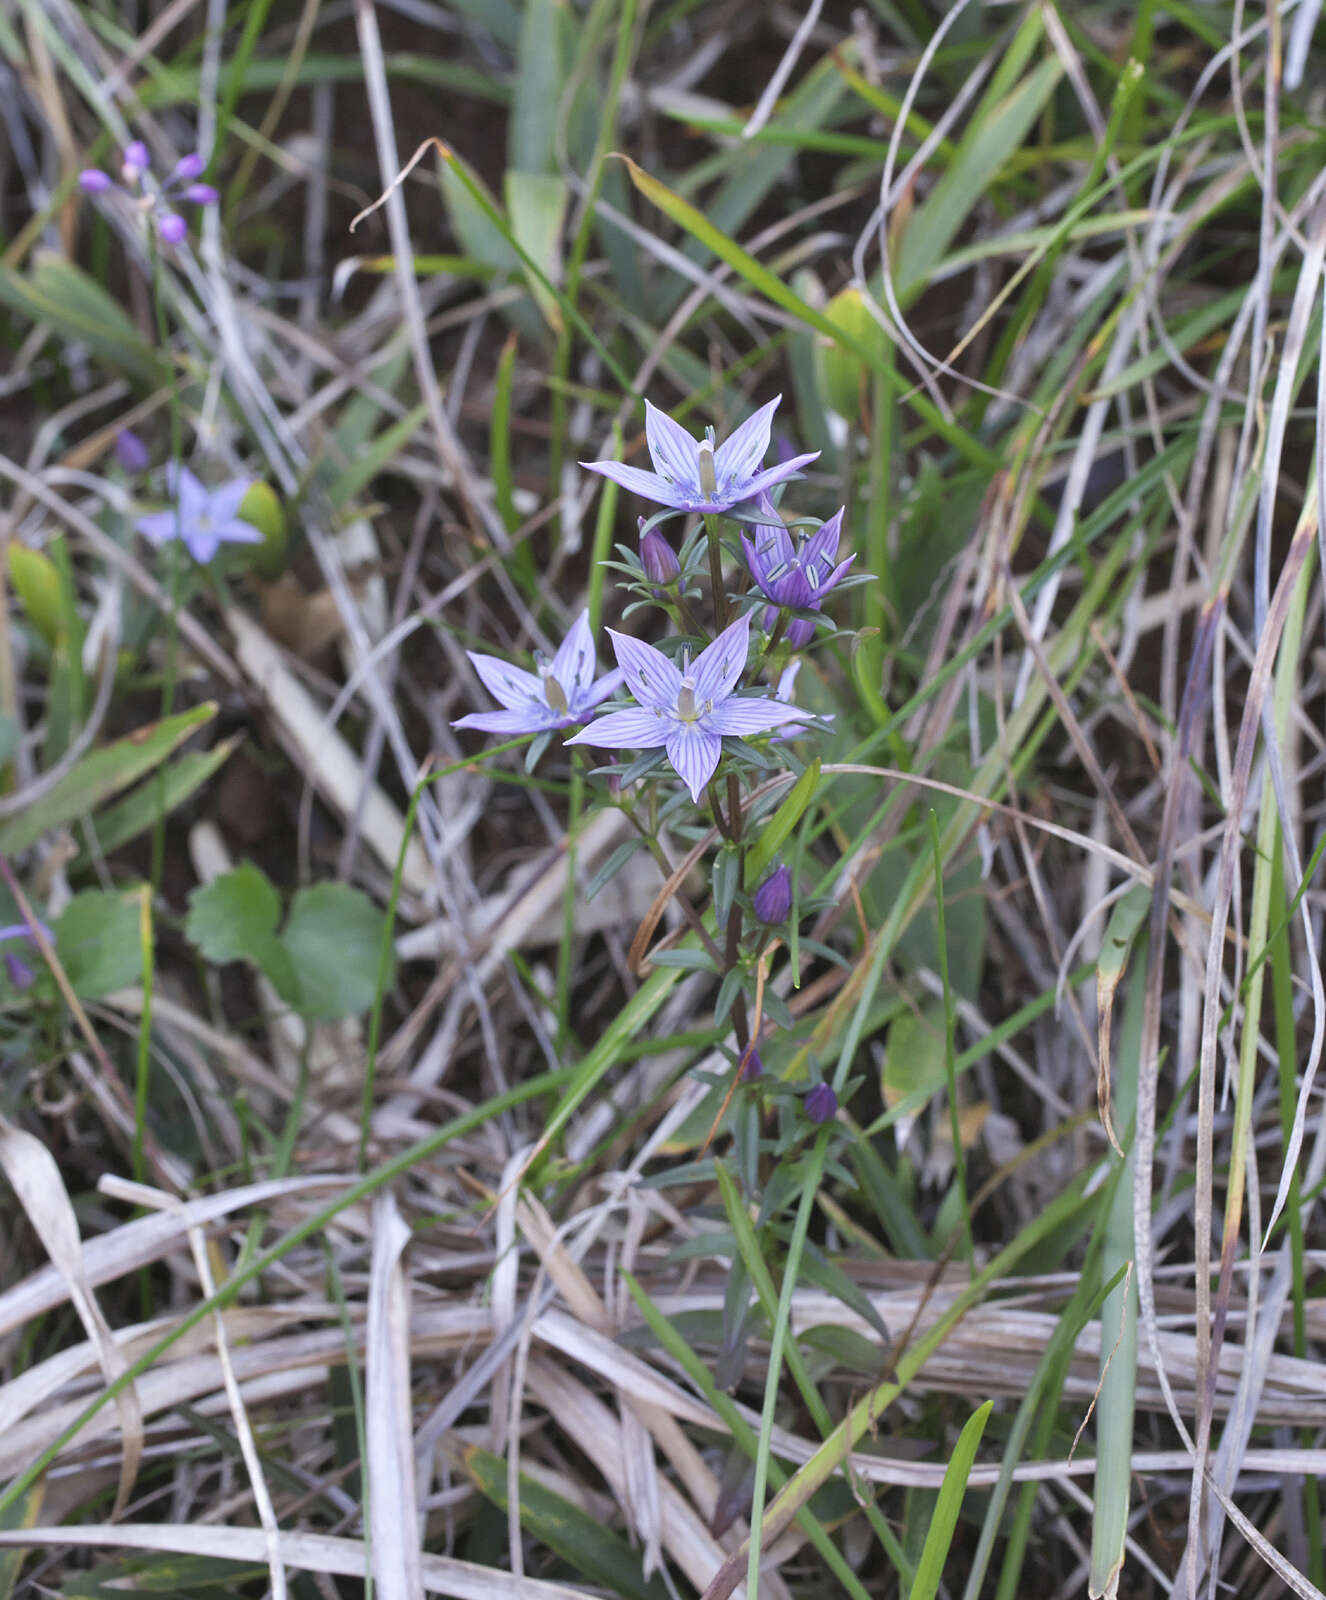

{"left": 0, "top": 0, "right": 1324, "bottom": 1596}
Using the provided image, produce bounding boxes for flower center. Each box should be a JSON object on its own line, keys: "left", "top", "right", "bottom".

{"left": 697, "top": 439, "right": 717, "bottom": 499}
{"left": 676, "top": 675, "right": 699, "bottom": 722}
{"left": 541, "top": 667, "right": 569, "bottom": 714}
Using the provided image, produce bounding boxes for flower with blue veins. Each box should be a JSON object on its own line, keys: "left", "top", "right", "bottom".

{"left": 567, "top": 610, "right": 807, "bottom": 802}
{"left": 581, "top": 397, "right": 819, "bottom": 516}
{"left": 453, "top": 610, "right": 623, "bottom": 737}
{"left": 741, "top": 496, "right": 852, "bottom": 648}
{"left": 136, "top": 464, "right": 262, "bottom": 564}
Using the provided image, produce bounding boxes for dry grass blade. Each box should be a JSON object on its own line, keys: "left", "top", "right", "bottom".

{"left": 0, "top": 1524, "right": 598, "bottom": 1599}
{"left": 0, "top": 1115, "right": 143, "bottom": 1518}
{"left": 368, "top": 1190, "right": 425, "bottom": 1600}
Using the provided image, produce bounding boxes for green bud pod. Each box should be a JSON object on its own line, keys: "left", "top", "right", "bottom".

{"left": 237, "top": 482, "right": 288, "bottom": 579}
{"left": 814, "top": 286, "right": 890, "bottom": 423}
{"left": 8, "top": 543, "right": 63, "bottom": 647}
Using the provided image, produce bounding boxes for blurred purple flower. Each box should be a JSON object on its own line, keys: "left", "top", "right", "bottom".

{"left": 739, "top": 1045, "right": 763, "bottom": 1082}
{"left": 136, "top": 464, "right": 261, "bottom": 563}
{"left": 567, "top": 611, "right": 805, "bottom": 802}
{"left": 0, "top": 919, "right": 50, "bottom": 990}
{"left": 581, "top": 397, "right": 818, "bottom": 516}
{"left": 115, "top": 430, "right": 150, "bottom": 473}
{"left": 78, "top": 144, "right": 218, "bottom": 244}
{"left": 753, "top": 864, "right": 792, "bottom": 925}
{"left": 452, "top": 610, "right": 623, "bottom": 737}
{"left": 804, "top": 1083, "right": 837, "bottom": 1124}
{"left": 5, "top": 953, "right": 34, "bottom": 991}
{"left": 742, "top": 497, "right": 852, "bottom": 647}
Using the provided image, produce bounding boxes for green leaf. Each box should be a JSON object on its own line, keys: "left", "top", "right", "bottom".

{"left": 504, "top": 170, "right": 568, "bottom": 331}
{"left": 0, "top": 253, "right": 166, "bottom": 387}
{"left": 0, "top": 1478, "right": 43, "bottom": 1600}
{"left": 746, "top": 758, "right": 820, "bottom": 885}
{"left": 510, "top": 0, "right": 566, "bottom": 174}
{"left": 326, "top": 401, "right": 427, "bottom": 508}
{"left": 280, "top": 882, "right": 393, "bottom": 1019}
{"left": 895, "top": 57, "right": 1063, "bottom": 299}
{"left": 75, "top": 739, "right": 240, "bottom": 867}
{"left": 185, "top": 862, "right": 281, "bottom": 965}
{"left": 907, "top": 1400, "right": 993, "bottom": 1600}
{"left": 0, "top": 702, "right": 218, "bottom": 856}
{"left": 55, "top": 890, "right": 143, "bottom": 1000}
{"left": 463, "top": 1443, "right": 672, "bottom": 1600}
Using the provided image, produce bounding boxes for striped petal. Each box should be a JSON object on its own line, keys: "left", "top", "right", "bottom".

{"left": 468, "top": 651, "right": 544, "bottom": 712}
{"left": 665, "top": 725, "right": 723, "bottom": 802}
{"left": 690, "top": 612, "right": 751, "bottom": 707}
{"left": 607, "top": 628, "right": 682, "bottom": 711}
{"left": 703, "top": 697, "right": 807, "bottom": 738}
{"left": 551, "top": 610, "right": 595, "bottom": 696}
{"left": 580, "top": 458, "right": 688, "bottom": 509}
{"left": 644, "top": 401, "right": 702, "bottom": 494}
{"left": 713, "top": 395, "right": 779, "bottom": 488}
{"left": 566, "top": 706, "right": 668, "bottom": 750}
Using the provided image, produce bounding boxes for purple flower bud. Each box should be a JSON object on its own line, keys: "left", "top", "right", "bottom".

{"left": 804, "top": 1083, "right": 837, "bottom": 1124}
{"left": 157, "top": 213, "right": 188, "bottom": 245}
{"left": 185, "top": 183, "right": 219, "bottom": 206}
{"left": 114, "top": 430, "right": 150, "bottom": 473}
{"left": 122, "top": 141, "right": 151, "bottom": 180}
{"left": 5, "top": 953, "right": 34, "bottom": 991}
{"left": 173, "top": 152, "right": 206, "bottom": 180}
{"left": 765, "top": 606, "right": 817, "bottom": 650}
{"left": 79, "top": 168, "right": 113, "bottom": 194}
{"left": 753, "top": 864, "right": 791, "bottom": 926}
{"left": 738, "top": 1046, "right": 763, "bottom": 1082}
{"left": 640, "top": 527, "right": 680, "bottom": 586}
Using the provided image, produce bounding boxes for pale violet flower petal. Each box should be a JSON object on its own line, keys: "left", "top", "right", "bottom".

{"left": 579, "top": 459, "right": 686, "bottom": 507}
{"left": 210, "top": 522, "right": 263, "bottom": 552}
{"left": 690, "top": 612, "right": 751, "bottom": 706}
{"left": 135, "top": 509, "right": 180, "bottom": 546}
{"left": 729, "top": 453, "right": 820, "bottom": 506}
{"left": 644, "top": 400, "right": 703, "bottom": 493}
{"left": 607, "top": 628, "right": 683, "bottom": 711}
{"left": 186, "top": 526, "right": 221, "bottom": 564}
{"left": 467, "top": 651, "right": 544, "bottom": 711}
{"left": 551, "top": 610, "right": 595, "bottom": 696}
{"left": 566, "top": 707, "right": 667, "bottom": 750}
{"left": 712, "top": 394, "right": 779, "bottom": 488}
{"left": 453, "top": 707, "right": 556, "bottom": 735}
{"left": 665, "top": 726, "right": 723, "bottom": 802}
{"left": 704, "top": 697, "right": 807, "bottom": 738}
{"left": 583, "top": 667, "right": 625, "bottom": 709}
{"left": 208, "top": 478, "right": 254, "bottom": 524}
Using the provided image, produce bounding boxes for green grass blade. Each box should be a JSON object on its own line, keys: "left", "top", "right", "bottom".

{"left": 907, "top": 1400, "right": 993, "bottom": 1600}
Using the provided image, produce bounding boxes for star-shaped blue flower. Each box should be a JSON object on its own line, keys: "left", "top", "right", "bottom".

{"left": 581, "top": 397, "right": 819, "bottom": 516}
{"left": 741, "top": 497, "right": 853, "bottom": 648}
{"left": 568, "top": 611, "right": 807, "bottom": 801}
{"left": 135, "top": 465, "right": 261, "bottom": 564}
{"left": 452, "top": 610, "right": 623, "bottom": 736}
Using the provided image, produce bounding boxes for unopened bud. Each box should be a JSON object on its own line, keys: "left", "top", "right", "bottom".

{"left": 739, "top": 1046, "right": 763, "bottom": 1082}
{"left": 753, "top": 863, "right": 791, "bottom": 925}
{"left": 79, "top": 168, "right": 113, "bottom": 194}
{"left": 122, "top": 141, "right": 150, "bottom": 182}
{"left": 640, "top": 527, "right": 680, "bottom": 586}
{"left": 804, "top": 1083, "right": 837, "bottom": 1124}
{"left": 158, "top": 213, "right": 188, "bottom": 245}
{"left": 173, "top": 153, "right": 206, "bottom": 180}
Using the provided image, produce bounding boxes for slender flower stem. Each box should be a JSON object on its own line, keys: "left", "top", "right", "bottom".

{"left": 702, "top": 512, "right": 731, "bottom": 631}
